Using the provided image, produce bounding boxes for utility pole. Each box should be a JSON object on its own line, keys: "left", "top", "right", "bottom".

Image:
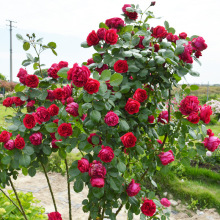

{"left": 207, "top": 81, "right": 209, "bottom": 102}
{"left": 6, "top": 20, "right": 17, "bottom": 82}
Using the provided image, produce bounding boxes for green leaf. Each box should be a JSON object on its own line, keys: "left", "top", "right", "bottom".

{"left": 81, "top": 41, "right": 89, "bottom": 48}
{"left": 83, "top": 93, "right": 93, "bottom": 102}
{"left": 23, "top": 146, "right": 34, "bottom": 155}
{"left": 123, "top": 32, "right": 131, "bottom": 41}
{"left": 93, "top": 53, "right": 102, "bottom": 63}
{"left": 57, "top": 67, "right": 70, "bottom": 78}
{"left": 28, "top": 167, "right": 36, "bottom": 177}
{"left": 99, "top": 22, "right": 108, "bottom": 29}
{"left": 168, "top": 27, "right": 175, "bottom": 34}
{"left": 110, "top": 73, "right": 123, "bottom": 86}
{"left": 110, "top": 177, "right": 121, "bottom": 191}
{"left": 1, "top": 156, "right": 11, "bottom": 165}
{"left": 15, "top": 84, "right": 25, "bottom": 92}
{"left": 190, "top": 85, "right": 199, "bottom": 91}
{"left": 38, "top": 90, "right": 48, "bottom": 101}
{"left": 132, "top": 37, "right": 140, "bottom": 46}
{"left": 19, "top": 154, "right": 31, "bottom": 167}
{"left": 47, "top": 42, "right": 56, "bottom": 49}
{"left": 128, "top": 65, "right": 140, "bottom": 73}
{"left": 8, "top": 124, "right": 18, "bottom": 131}
{"left": 181, "top": 157, "right": 190, "bottom": 166}
{"left": 45, "top": 122, "right": 58, "bottom": 133}
{"left": 189, "top": 70, "right": 200, "bottom": 77}
{"left": 92, "top": 187, "right": 104, "bottom": 198}
{"left": 92, "top": 135, "right": 100, "bottom": 145}
{"left": 100, "top": 70, "right": 111, "bottom": 81}
{"left": 119, "top": 120, "right": 130, "bottom": 132}
{"left": 164, "top": 21, "right": 169, "bottom": 30}
{"left": 74, "top": 180, "right": 84, "bottom": 193}
{"left": 117, "top": 161, "right": 126, "bottom": 173}
{"left": 162, "top": 49, "right": 174, "bottom": 59}
{"left": 201, "top": 124, "right": 207, "bottom": 136}
{"left": 175, "top": 46, "right": 184, "bottom": 55}
{"left": 90, "top": 110, "right": 101, "bottom": 123}
{"left": 16, "top": 34, "right": 23, "bottom": 41}
{"left": 43, "top": 145, "right": 52, "bottom": 155}
{"left": 155, "top": 56, "right": 165, "bottom": 64}
{"left": 189, "top": 129, "right": 197, "bottom": 139}
{"left": 23, "top": 42, "right": 30, "bottom": 51}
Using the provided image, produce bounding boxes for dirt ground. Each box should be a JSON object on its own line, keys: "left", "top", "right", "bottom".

{"left": 5, "top": 172, "right": 220, "bottom": 220}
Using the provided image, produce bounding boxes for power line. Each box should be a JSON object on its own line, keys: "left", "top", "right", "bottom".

{"left": 6, "top": 20, "right": 17, "bottom": 82}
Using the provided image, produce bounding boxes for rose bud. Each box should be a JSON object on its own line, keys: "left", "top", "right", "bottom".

{"left": 157, "top": 139, "right": 163, "bottom": 144}
{"left": 4, "top": 140, "right": 15, "bottom": 150}
{"left": 78, "top": 158, "right": 90, "bottom": 173}
{"left": 126, "top": 179, "right": 141, "bottom": 197}
{"left": 203, "top": 136, "right": 220, "bottom": 152}
{"left": 104, "top": 111, "right": 119, "bottom": 126}
{"left": 98, "top": 145, "right": 114, "bottom": 163}
{"left": 29, "top": 132, "right": 43, "bottom": 146}
{"left": 89, "top": 160, "right": 106, "bottom": 178}
{"left": 66, "top": 102, "right": 79, "bottom": 117}
{"left": 0, "top": 131, "right": 12, "bottom": 143}
{"left": 90, "top": 178, "right": 105, "bottom": 188}
{"left": 58, "top": 61, "right": 68, "bottom": 69}
{"left": 150, "top": 1, "right": 156, "bottom": 6}
{"left": 179, "top": 32, "right": 187, "bottom": 39}
{"left": 97, "top": 28, "right": 106, "bottom": 40}
{"left": 141, "top": 198, "right": 156, "bottom": 217}
{"left": 207, "top": 129, "right": 214, "bottom": 137}
{"left": 160, "top": 198, "right": 171, "bottom": 207}
{"left": 158, "top": 150, "right": 175, "bottom": 165}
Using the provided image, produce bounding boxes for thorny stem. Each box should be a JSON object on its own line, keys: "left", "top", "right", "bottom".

{"left": 0, "top": 188, "right": 23, "bottom": 214}
{"left": 40, "top": 161, "right": 58, "bottom": 212}
{"left": 65, "top": 159, "right": 72, "bottom": 220}
{"left": 9, "top": 178, "right": 28, "bottom": 220}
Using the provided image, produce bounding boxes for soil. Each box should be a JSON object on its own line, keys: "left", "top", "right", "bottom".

{"left": 5, "top": 172, "right": 220, "bottom": 220}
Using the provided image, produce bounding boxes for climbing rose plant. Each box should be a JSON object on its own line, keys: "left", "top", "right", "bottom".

{"left": 0, "top": 2, "right": 218, "bottom": 220}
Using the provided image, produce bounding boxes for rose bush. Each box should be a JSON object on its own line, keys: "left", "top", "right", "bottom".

{"left": 0, "top": 2, "right": 216, "bottom": 220}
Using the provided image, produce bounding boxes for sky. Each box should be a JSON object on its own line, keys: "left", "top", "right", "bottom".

{"left": 0, "top": 0, "right": 220, "bottom": 85}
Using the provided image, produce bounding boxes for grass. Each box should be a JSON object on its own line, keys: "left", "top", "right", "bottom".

{"left": 208, "top": 121, "right": 220, "bottom": 136}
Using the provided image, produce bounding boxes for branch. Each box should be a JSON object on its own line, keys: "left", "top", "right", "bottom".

{"left": 65, "top": 159, "right": 72, "bottom": 220}
{"left": 115, "top": 204, "right": 123, "bottom": 216}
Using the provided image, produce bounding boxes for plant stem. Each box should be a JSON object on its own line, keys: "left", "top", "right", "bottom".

{"left": 9, "top": 178, "right": 28, "bottom": 220}
{"left": 65, "top": 159, "right": 72, "bottom": 220}
{"left": 40, "top": 161, "right": 58, "bottom": 212}
{"left": 0, "top": 188, "right": 23, "bottom": 214}
{"left": 115, "top": 204, "right": 123, "bottom": 216}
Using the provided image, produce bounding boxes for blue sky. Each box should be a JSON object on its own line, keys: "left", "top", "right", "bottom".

{"left": 0, "top": 0, "right": 220, "bottom": 85}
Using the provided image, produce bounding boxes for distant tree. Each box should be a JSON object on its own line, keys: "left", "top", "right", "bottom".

{"left": 0, "top": 73, "right": 6, "bottom": 81}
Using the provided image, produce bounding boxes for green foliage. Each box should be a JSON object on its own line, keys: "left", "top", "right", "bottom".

{"left": 0, "top": 73, "right": 6, "bottom": 81}
{"left": 0, "top": 190, "right": 47, "bottom": 219}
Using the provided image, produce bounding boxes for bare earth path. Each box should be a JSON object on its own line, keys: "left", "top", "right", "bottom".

{"left": 5, "top": 172, "right": 220, "bottom": 220}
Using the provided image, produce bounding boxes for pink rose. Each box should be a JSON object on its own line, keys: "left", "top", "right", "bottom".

{"left": 203, "top": 136, "right": 220, "bottom": 152}
{"left": 98, "top": 145, "right": 114, "bottom": 163}
{"left": 126, "top": 179, "right": 141, "bottom": 197}
{"left": 27, "top": 100, "right": 35, "bottom": 107}
{"left": 4, "top": 140, "right": 15, "bottom": 150}
{"left": 66, "top": 102, "right": 79, "bottom": 117}
{"left": 29, "top": 132, "right": 43, "bottom": 145}
{"left": 78, "top": 158, "right": 90, "bottom": 173}
{"left": 200, "top": 104, "right": 212, "bottom": 124}
{"left": 90, "top": 178, "right": 105, "bottom": 188}
{"left": 48, "top": 211, "right": 62, "bottom": 220}
{"left": 104, "top": 111, "right": 119, "bottom": 126}
{"left": 192, "top": 37, "right": 207, "bottom": 51}
{"left": 158, "top": 150, "right": 174, "bottom": 165}
{"left": 160, "top": 198, "right": 171, "bottom": 207}
{"left": 179, "top": 42, "right": 193, "bottom": 64}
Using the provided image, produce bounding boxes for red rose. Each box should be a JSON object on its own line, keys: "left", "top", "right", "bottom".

{"left": 158, "top": 111, "right": 169, "bottom": 124}
{"left": 0, "top": 131, "right": 12, "bottom": 143}
{"left": 133, "top": 88, "right": 148, "bottom": 103}
{"left": 157, "top": 139, "right": 163, "bottom": 144}
{"left": 13, "top": 97, "right": 26, "bottom": 107}
{"left": 200, "top": 104, "right": 212, "bottom": 124}
{"left": 104, "top": 29, "right": 118, "bottom": 45}
{"left": 126, "top": 179, "right": 141, "bottom": 197}
{"left": 47, "top": 64, "right": 60, "bottom": 79}
{"left": 137, "top": 36, "right": 145, "bottom": 49}
{"left": 148, "top": 115, "right": 155, "bottom": 123}
{"left": 195, "top": 51, "right": 202, "bottom": 58}
{"left": 154, "top": 43, "right": 160, "bottom": 52}
{"left": 122, "top": 4, "right": 131, "bottom": 13}
{"left": 3, "top": 97, "right": 14, "bottom": 107}
{"left": 141, "top": 198, "right": 156, "bottom": 217}
{"left": 53, "top": 88, "right": 64, "bottom": 101}
{"left": 95, "top": 64, "right": 108, "bottom": 75}
{"left": 158, "top": 150, "right": 174, "bottom": 165}
{"left": 51, "top": 139, "right": 61, "bottom": 149}
{"left": 58, "top": 61, "right": 68, "bottom": 69}
{"left": 166, "top": 33, "right": 179, "bottom": 43}
{"left": 87, "top": 133, "right": 102, "bottom": 146}
{"left": 50, "top": 133, "right": 56, "bottom": 139}
{"left": 66, "top": 102, "right": 79, "bottom": 117}
{"left": 160, "top": 198, "right": 171, "bottom": 207}
{"left": 151, "top": 1, "right": 156, "bottom": 6}
{"left": 97, "top": 28, "right": 106, "bottom": 40}
{"left": 207, "top": 129, "right": 214, "bottom": 137}
{"left": 34, "top": 107, "right": 50, "bottom": 124}
{"left": 125, "top": 98, "right": 140, "bottom": 114}
{"left": 48, "top": 212, "right": 62, "bottom": 220}
{"left": 25, "top": 75, "right": 39, "bottom": 88}
{"left": 179, "top": 96, "right": 200, "bottom": 115}
{"left": 179, "top": 32, "right": 187, "bottom": 39}
{"left": 105, "top": 17, "right": 125, "bottom": 31}
{"left": 98, "top": 145, "right": 114, "bottom": 163}
{"left": 179, "top": 42, "right": 193, "bottom": 64}
{"left": 27, "top": 100, "right": 35, "bottom": 107}
{"left": 151, "top": 26, "right": 167, "bottom": 38}
{"left": 90, "top": 178, "right": 105, "bottom": 188}
{"left": 4, "top": 140, "right": 15, "bottom": 150}
{"left": 113, "top": 60, "right": 128, "bottom": 73}
{"left": 14, "top": 134, "right": 25, "bottom": 149}
{"left": 87, "top": 30, "right": 99, "bottom": 46}
{"left": 57, "top": 123, "right": 72, "bottom": 137}
{"left": 104, "top": 111, "right": 119, "bottom": 126}
{"left": 87, "top": 58, "right": 95, "bottom": 65}
{"left": 17, "top": 68, "right": 28, "bottom": 85}
{"left": 192, "top": 37, "right": 207, "bottom": 51}
{"left": 89, "top": 160, "right": 106, "bottom": 178}
{"left": 120, "top": 132, "right": 137, "bottom": 148}
{"left": 47, "top": 104, "right": 59, "bottom": 116}
{"left": 81, "top": 114, "right": 87, "bottom": 121}
{"left": 23, "top": 114, "right": 36, "bottom": 129}
{"left": 78, "top": 158, "right": 90, "bottom": 173}
{"left": 187, "top": 112, "right": 200, "bottom": 124}
{"left": 46, "top": 90, "right": 55, "bottom": 102}
{"left": 68, "top": 63, "right": 91, "bottom": 87}
{"left": 122, "top": 5, "right": 138, "bottom": 20}
{"left": 105, "top": 80, "right": 114, "bottom": 91}
{"left": 66, "top": 97, "right": 74, "bottom": 104}
{"left": 29, "top": 132, "right": 43, "bottom": 145}
{"left": 84, "top": 78, "right": 100, "bottom": 94}
{"left": 203, "top": 136, "right": 220, "bottom": 152}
